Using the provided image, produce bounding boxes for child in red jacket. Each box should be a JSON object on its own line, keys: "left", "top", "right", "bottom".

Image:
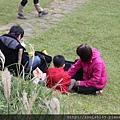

{"left": 46, "top": 55, "right": 76, "bottom": 94}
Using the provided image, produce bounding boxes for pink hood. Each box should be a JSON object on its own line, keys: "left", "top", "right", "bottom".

{"left": 68, "top": 49, "right": 108, "bottom": 89}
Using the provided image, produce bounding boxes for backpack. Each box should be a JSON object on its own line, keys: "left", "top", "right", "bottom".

{"left": 64, "top": 60, "right": 83, "bottom": 80}
{"left": 0, "top": 50, "right": 5, "bottom": 70}
{"left": 35, "top": 51, "right": 52, "bottom": 73}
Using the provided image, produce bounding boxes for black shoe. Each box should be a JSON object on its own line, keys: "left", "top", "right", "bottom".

{"left": 18, "top": 13, "right": 26, "bottom": 19}
{"left": 38, "top": 11, "right": 48, "bottom": 17}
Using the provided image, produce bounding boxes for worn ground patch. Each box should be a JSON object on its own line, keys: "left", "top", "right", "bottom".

{"left": 0, "top": 0, "right": 87, "bottom": 40}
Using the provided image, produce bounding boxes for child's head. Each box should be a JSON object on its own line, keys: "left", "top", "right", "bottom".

{"left": 53, "top": 55, "right": 65, "bottom": 68}
{"left": 76, "top": 43, "right": 92, "bottom": 62}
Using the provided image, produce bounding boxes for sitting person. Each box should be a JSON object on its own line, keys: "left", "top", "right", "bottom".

{"left": 0, "top": 25, "right": 41, "bottom": 76}
{"left": 68, "top": 43, "right": 108, "bottom": 95}
{"left": 46, "top": 55, "right": 76, "bottom": 94}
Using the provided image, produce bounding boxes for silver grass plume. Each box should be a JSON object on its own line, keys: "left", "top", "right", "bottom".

{"left": 29, "top": 44, "right": 35, "bottom": 73}
{"left": 49, "top": 97, "right": 60, "bottom": 114}
{"left": 41, "top": 97, "right": 60, "bottom": 114}
{"left": 2, "top": 68, "right": 11, "bottom": 104}
{"left": 28, "top": 92, "right": 38, "bottom": 114}
{"left": 22, "top": 90, "right": 29, "bottom": 111}
{"left": 0, "top": 50, "right": 5, "bottom": 70}
{"left": 22, "top": 90, "right": 38, "bottom": 114}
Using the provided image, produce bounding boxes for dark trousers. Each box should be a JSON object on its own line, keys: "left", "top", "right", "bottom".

{"left": 64, "top": 60, "right": 101, "bottom": 95}
{"left": 21, "top": 0, "right": 39, "bottom": 6}
{"left": 74, "top": 86, "right": 100, "bottom": 95}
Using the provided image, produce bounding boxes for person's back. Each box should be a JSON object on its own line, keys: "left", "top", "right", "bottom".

{"left": 46, "top": 67, "right": 71, "bottom": 93}
{"left": 46, "top": 55, "right": 72, "bottom": 94}
{"left": 0, "top": 26, "right": 26, "bottom": 73}
{"left": 0, "top": 25, "right": 41, "bottom": 77}
{"left": 0, "top": 34, "right": 24, "bottom": 68}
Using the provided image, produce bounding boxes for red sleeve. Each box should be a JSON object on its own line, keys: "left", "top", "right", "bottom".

{"left": 61, "top": 72, "right": 71, "bottom": 86}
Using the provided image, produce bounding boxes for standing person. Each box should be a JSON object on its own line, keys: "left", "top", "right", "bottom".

{"left": 46, "top": 55, "right": 76, "bottom": 94}
{"left": 18, "top": 0, "right": 48, "bottom": 19}
{"left": 68, "top": 43, "right": 108, "bottom": 95}
{"left": 0, "top": 25, "right": 41, "bottom": 76}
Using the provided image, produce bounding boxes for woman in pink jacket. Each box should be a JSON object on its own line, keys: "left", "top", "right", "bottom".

{"left": 68, "top": 43, "right": 108, "bottom": 95}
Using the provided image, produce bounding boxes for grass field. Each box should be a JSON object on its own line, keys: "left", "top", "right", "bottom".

{"left": 0, "top": 0, "right": 120, "bottom": 114}
{"left": 0, "top": 0, "right": 53, "bottom": 26}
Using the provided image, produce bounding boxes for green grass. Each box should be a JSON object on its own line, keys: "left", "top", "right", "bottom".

{"left": 0, "top": 0, "right": 53, "bottom": 26}
{"left": 0, "top": 0, "right": 120, "bottom": 114}
{"left": 26, "top": 0, "right": 120, "bottom": 114}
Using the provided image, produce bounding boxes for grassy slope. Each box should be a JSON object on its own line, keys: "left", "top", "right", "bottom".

{"left": 26, "top": 0, "right": 120, "bottom": 114}
{"left": 0, "top": 0, "right": 120, "bottom": 114}
{"left": 0, "top": 0, "right": 53, "bottom": 26}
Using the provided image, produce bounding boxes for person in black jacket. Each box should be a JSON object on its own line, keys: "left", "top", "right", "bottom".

{"left": 0, "top": 25, "right": 41, "bottom": 76}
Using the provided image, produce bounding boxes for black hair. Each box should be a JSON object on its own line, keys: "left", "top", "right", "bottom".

{"left": 76, "top": 43, "right": 92, "bottom": 62}
{"left": 9, "top": 25, "right": 24, "bottom": 39}
{"left": 53, "top": 55, "right": 65, "bottom": 68}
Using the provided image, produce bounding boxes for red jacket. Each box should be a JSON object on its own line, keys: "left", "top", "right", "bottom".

{"left": 46, "top": 67, "right": 71, "bottom": 93}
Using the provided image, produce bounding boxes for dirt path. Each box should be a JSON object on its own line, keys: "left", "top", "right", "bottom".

{"left": 0, "top": 0, "right": 87, "bottom": 40}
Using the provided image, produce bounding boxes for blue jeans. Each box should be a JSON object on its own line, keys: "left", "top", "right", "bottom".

{"left": 25, "top": 56, "right": 41, "bottom": 73}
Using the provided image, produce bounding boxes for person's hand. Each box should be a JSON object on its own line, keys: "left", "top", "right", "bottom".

{"left": 76, "top": 81, "right": 80, "bottom": 86}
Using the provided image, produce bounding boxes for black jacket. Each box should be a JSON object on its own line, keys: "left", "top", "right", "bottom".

{"left": 0, "top": 34, "right": 29, "bottom": 72}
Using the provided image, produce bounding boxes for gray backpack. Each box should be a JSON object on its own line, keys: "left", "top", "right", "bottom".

{"left": 0, "top": 50, "right": 5, "bottom": 70}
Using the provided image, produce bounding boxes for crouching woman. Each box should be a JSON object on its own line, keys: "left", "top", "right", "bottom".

{"left": 68, "top": 43, "right": 108, "bottom": 95}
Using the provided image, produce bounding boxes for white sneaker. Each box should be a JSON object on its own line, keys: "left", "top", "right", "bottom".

{"left": 96, "top": 90, "right": 103, "bottom": 94}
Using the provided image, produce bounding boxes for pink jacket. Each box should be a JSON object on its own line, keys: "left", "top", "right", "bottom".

{"left": 68, "top": 49, "right": 108, "bottom": 89}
